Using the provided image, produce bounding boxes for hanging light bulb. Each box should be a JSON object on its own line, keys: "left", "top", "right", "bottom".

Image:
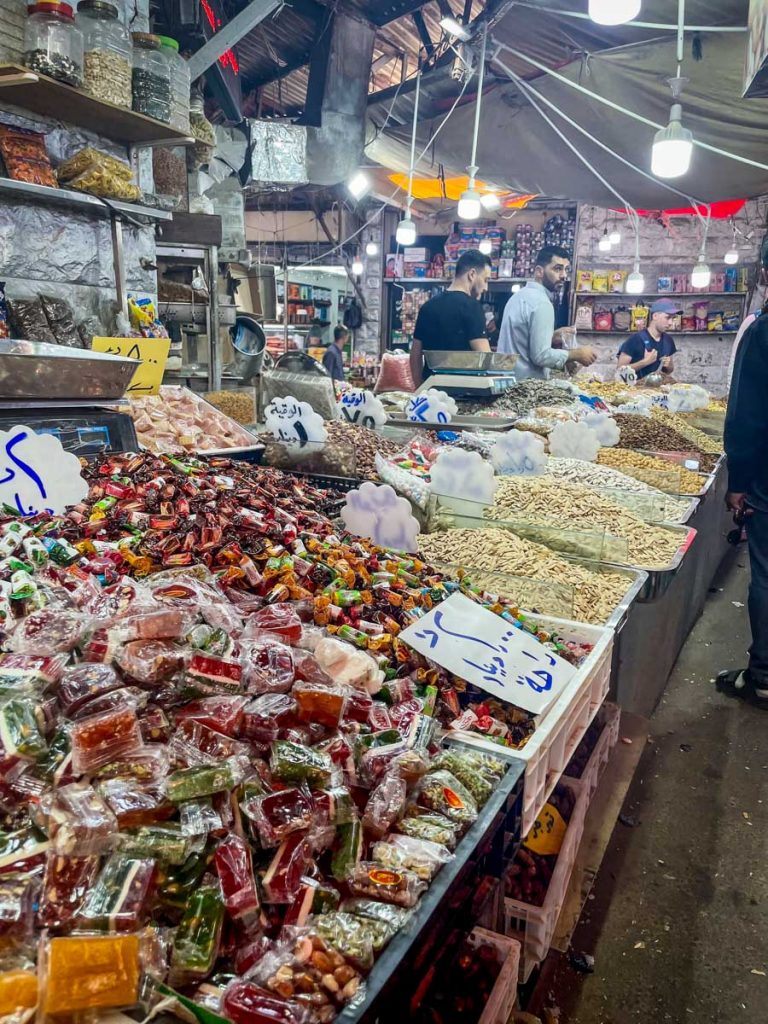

{"left": 458, "top": 27, "right": 488, "bottom": 222}
{"left": 588, "top": 0, "right": 641, "bottom": 26}
{"left": 652, "top": 103, "right": 694, "bottom": 179}
{"left": 609, "top": 227, "right": 621, "bottom": 245}
{"left": 478, "top": 239, "right": 493, "bottom": 255}
{"left": 598, "top": 229, "right": 612, "bottom": 253}
{"left": 365, "top": 241, "right": 380, "bottom": 257}
{"left": 691, "top": 255, "right": 711, "bottom": 289}
{"left": 347, "top": 171, "right": 371, "bottom": 200}
{"left": 626, "top": 263, "right": 645, "bottom": 295}
{"left": 439, "top": 15, "right": 471, "bottom": 41}
{"left": 724, "top": 247, "right": 739, "bottom": 265}
{"left": 511, "top": 283, "right": 522, "bottom": 293}
{"left": 480, "top": 193, "right": 501, "bottom": 211}
{"left": 396, "top": 213, "right": 417, "bottom": 248}
{"left": 351, "top": 257, "right": 364, "bottom": 276}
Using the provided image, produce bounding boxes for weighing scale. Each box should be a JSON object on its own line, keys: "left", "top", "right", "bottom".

{"left": 418, "top": 350, "right": 519, "bottom": 400}
{"left": 0, "top": 341, "right": 140, "bottom": 457}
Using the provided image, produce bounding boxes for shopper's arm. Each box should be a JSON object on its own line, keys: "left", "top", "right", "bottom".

{"left": 528, "top": 302, "right": 568, "bottom": 371}
{"left": 725, "top": 321, "right": 768, "bottom": 495}
{"left": 410, "top": 338, "right": 424, "bottom": 388}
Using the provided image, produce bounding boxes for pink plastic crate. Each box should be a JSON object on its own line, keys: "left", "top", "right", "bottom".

{"left": 502, "top": 777, "right": 588, "bottom": 982}
{"left": 469, "top": 928, "right": 521, "bottom": 1024}
{"left": 446, "top": 614, "right": 613, "bottom": 835}
{"left": 565, "top": 701, "right": 621, "bottom": 801}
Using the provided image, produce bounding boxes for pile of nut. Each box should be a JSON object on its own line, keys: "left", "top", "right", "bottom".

{"left": 650, "top": 408, "right": 723, "bottom": 455}
{"left": 260, "top": 933, "right": 362, "bottom": 1022}
{"left": 82, "top": 50, "right": 132, "bottom": 107}
{"left": 597, "top": 448, "right": 704, "bottom": 495}
{"left": 203, "top": 390, "right": 256, "bottom": 425}
{"left": 419, "top": 527, "right": 632, "bottom": 624}
{"left": 544, "top": 458, "right": 690, "bottom": 522}
{"left": 459, "top": 379, "right": 579, "bottom": 418}
{"left": 614, "top": 413, "right": 705, "bottom": 454}
{"left": 488, "top": 477, "right": 683, "bottom": 568}
{"left": 325, "top": 421, "right": 407, "bottom": 480}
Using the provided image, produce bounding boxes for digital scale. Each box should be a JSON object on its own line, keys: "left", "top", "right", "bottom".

{"left": 418, "top": 350, "right": 519, "bottom": 400}
{"left": 0, "top": 341, "right": 140, "bottom": 457}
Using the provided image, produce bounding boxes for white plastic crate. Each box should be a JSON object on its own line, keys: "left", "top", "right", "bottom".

{"left": 445, "top": 614, "right": 614, "bottom": 835}
{"left": 502, "top": 776, "right": 588, "bottom": 982}
{"left": 468, "top": 928, "right": 521, "bottom": 1024}
{"left": 565, "top": 701, "right": 621, "bottom": 801}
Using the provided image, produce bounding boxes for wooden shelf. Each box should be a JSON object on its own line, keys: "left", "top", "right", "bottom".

{"left": 575, "top": 291, "right": 746, "bottom": 298}
{"left": 387, "top": 277, "right": 526, "bottom": 285}
{"left": 0, "top": 63, "right": 194, "bottom": 148}
{"left": 579, "top": 329, "right": 738, "bottom": 337}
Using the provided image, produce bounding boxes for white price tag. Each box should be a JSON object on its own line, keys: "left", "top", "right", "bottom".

{"left": 341, "top": 481, "right": 421, "bottom": 552}
{"left": 0, "top": 426, "right": 88, "bottom": 516}
{"left": 405, "top": 388, "right": 456, "bottom": 424}
{"left": 548, "top": 420, "right": 601, "bottom": 462}
{"left": 264, "top": 396, "right": 328, "bottom": 449}
{"left": 338, "top": 389, "right": 388, "bottom": 429}
{"left": 430, "top": 448, "right": 498, "bottom": 504}
{"left": 584, "top": 412, "right": 620, "bottom": 448}
{"left": 399, "top": 592, "right": 575, "bottom": 715}
{"left": 491, "top": 431, "right": 548, "bottom": 475}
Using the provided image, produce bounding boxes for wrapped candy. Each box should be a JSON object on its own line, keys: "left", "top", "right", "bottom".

{"left": 0, "top": 969, "right": 38, "bottom": 1015}
{"left": 339, "top": 897, "right": 411, "bottom": 933}
{"left": 240, "top": 639, "right": 295, "bottom": 695}
{"left": 361, "top": 773, "right": 407, "bottom": 839}
{"left": 243, "top": 787, "right": 314, "bottom": 847}
{"left": 292, "top": 682, "right": 347, "bottom": 730}
{"left": 0, "top": 652, "right": 67, "bottom": 694}
{"left": 37, "top": 854, "right": 100, "bottom": 929}
{"left": 223, "top": 980, "right": 311, "bottom": 1024}
{"left": 215, "top": 833, "right": 260, "bottom": 922}
{"left": 250, "top": 932, "right": 363, "bottom": 1017}
{"left": 165, "top": 755, "right": 249, "bottom": 802}
{"left": 371, "top": 834, "right": 452, "bottom": 881}
{"left": 10, "top": 607, "right": 91, "bottom": 655}
{"left": 416, "top": 770, "right": 478, "bottom": 828}
{"left": 242, "top": 694, "right": 297, "bottom": 743}
{"left": 430, "top": 749, "right": 506, "bottom": 805}
{"left": 395, "top": 813, "right": 460, "bottom": 850}
{"left": 183, "top": 652, "right": 244, "bottom": 698}
{"left": 57, "top": 663, "right": 123, "bottom": 717}
{"left": 114, "top": 639, "right": 185, "bottom": 684}
{"left": 0, "top": 874, "right": 37, "bottom": 943}
{"left": 283, "top": 877, "right": 341, "bottom": 928}
{"left": 346, "top": 862, "right": 426, "bottom": 908}
{"left": 311, "top": 787, "right": 356, "bottom": 828}
{"left": 76, "top": 855, "right": 156, "bottom": 932}
{"left": 262, "top": 833, "right": 312, "bottom": 904}
{"left": 170, "top": 884, "right": 225, "bottom": 985}
{"left": 313, "top": 912, "right": 375, "bottom": 969}
{"left": 244, "top": 604, "right": 302, "bottom": 645}
{"left": 44, "top": 934, "right": 141, "bottom": 1013}
{"left": 314, "top": 637, "right": 383, "bottom": 694}
{"left": 45, "top": 783, "right": 117, "bottom": 855}
{"left": 174, "top": 695, "right": 249, "bottom": 737}
{"left": 330, "top": 820, "right": 363, "bottom": 882}
{"left": 70, "top": 701, "right": 143, "bottom": 774}
{"left": 97, "top": 777, "right": 174, "bottom": 828}
{"left": 116, "top": 823, "right": 194, "bottom": 865}
{"left": 270, "top": 741, "right": 332, "bottom": 788}
{"left": 0, "top": 697, "right": 47, "bottom": 759}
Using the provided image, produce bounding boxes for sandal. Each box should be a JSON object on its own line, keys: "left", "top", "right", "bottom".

{"left": 716, "top": 669, "right": 768, "bottom": 708}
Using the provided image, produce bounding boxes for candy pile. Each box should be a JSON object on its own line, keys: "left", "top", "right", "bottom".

{"left": 130, "top": 386, "right": 257, "bottom": 454}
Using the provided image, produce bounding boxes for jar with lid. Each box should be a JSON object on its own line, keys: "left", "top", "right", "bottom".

{"left": 23, "top": 1, "right": 84, "bottom": 87}
{"left": 131, "top": 31, "right": 170, "bottom": 122}
{"left": 157, "top": 35, "right": 190, "bottom": 133}
{"left": 188, "top": 93, "right": 215, "bottom": 168}
{"left": 77, "top": 0, "right": 131, "bottom": 107}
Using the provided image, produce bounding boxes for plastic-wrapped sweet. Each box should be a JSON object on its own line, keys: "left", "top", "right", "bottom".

{"left": 172, "top": 719, "right": 250, "bottom": 766}
{"left": 0, "top": 874, "right": 37, "bottom": 943}
{"left": 330, "top": 819, "right": 363, "bottom": 882}
{"left": 38, "top": 854, "right": 101, "bottom": 929}
{"left": 97, "top": 777, "right": 174, "bottom": 829}
{"left": 242, "top": 693, "right": 297, "bottom": 744}
{"left": 346, "top": 862, "right": 426, "bottom": 908}
{"left": 0, "top": 652, "right": 67, "bottom": 694}
{"left": 44, "top": 934, "right": 141, "bottom": 1014}
{"left": 115, "top": 823, "right": 193, "bottom": 865}
{"left": 314, "top": 637, "right": 384, "bottom": 695}
{"left": 371, "top": 834, "right": 452, "bottom": 881}
{"left": 76, "top": 855, "right": 156, "bottom": 932}
{"left": 395, "top": 813, "right": 460, "bottom": 850}
{"left": 313, "top": 912, "right": 375, "bottom": 969}
{"left": 430, "top": 749, "right": 505, "bottom": 805}
{"left": 311, "top": 786, "right": 356, "bottom": 828}
{"left": 0, "top": 969, "right": 38, "bottom": 1015}
{"left": 262, "top": 833, "right": 313, "bottom": 904}
{"left": 223, "top": 980, "right": 312, "bottom": 1024}
{"left": 165, "top": 755, "right": 249, "bottom": 802}
{"left": 45, "top": 783, "right": 117, "bottom": 855}
{"left": 70, "top": 701, "right": 143, "bottom": 775}
{"left": 293, "top": 681, "right": 348, "bottom": 730}
{"left": 57, "top": 663, "right": 123, "bottom": 717}
{"left": 114, "top": 639, "right": 185, "bottom": 684}
{"left": 361, "top": 773, "right": 407, "bottom": 839}
{"left": 270, "top": 740, "right": 332, "bottom": 788}
{"left": 416, "top": 770, "right": 478, "bottom": 828}
{"left": 0, "top": 698, "right": 47, "bottom": 760}
{"left": 170, "top": 884, "right": 225, "bottom": 985}
{"left": 174, "top": 695, "right": 249, "bottom": 737}
{"left": 243, "top": 787, "right": 314, "bottom": 847}
{"left": 240, "top": 639, "right": 295, "bottom": 695}
{"left": 183, "top": 652, "right": 244, "bottom": 699}
{"left": 244, "top": 604, "right": 302, "bottom": 645}
{"left": 11, "top": 608, "right": 91, "bottom": 655}
{"left": 339, "top": 897, "right": 412, "bottom": 933}
{"left": 215, "top": 834, "right": 260, "bottom": 922}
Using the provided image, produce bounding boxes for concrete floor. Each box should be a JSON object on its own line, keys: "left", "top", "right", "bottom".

{"left": 544, "top": 548, "right": 768, "bottom": 1023}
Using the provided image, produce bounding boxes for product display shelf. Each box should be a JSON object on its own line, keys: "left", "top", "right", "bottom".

{"left": 578, "top": 329, "right": 738, "bottom": 337}
{"left": 0, "top": 177, "right": 172, "bottom": 221}
{"left": 387, "top": 277, "right": 527, "bottom": 285}
{"left": 0, "top": 63, "right": 194, "bottom": 147}
{"left": 335, "top": 743, "right": 525, "bottom": 1024}
{"left": 445, "top": 614, "right": 614, "bottom": 837}
{"left": 502, "top": 776, "right": 588, "bottom": 982}
{"left": 575, "top": 291, "right": 745, "bottom": 298}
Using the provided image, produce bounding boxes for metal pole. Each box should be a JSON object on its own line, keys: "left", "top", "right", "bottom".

{"left": 109, "top": 214, "right": 128, "bottom": 320}
{"left": 406, "top": 66, "right": 421, "bottom": 204}
{"left": 468, "top": 26, "right": 488, "bottom": 176}
{"left": 209, "top": 244, "right": 221, "bottom": 389}
{"left": 187, "top": 0, "right": 282, "bottom": 80}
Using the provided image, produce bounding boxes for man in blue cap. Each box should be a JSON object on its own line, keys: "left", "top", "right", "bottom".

{"left": 617, "top": 298, "right": 679, "bottom": 379}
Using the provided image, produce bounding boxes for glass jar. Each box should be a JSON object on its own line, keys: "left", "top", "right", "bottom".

{"left": 157, "top": 34, "right": 190, "bottom": 134}
{"left": 188, "top": 93, "right": 215, "bottom": 168}
{"left": 23, "top": 1, "right": 84, "bottom": 87}
{"left": 131, "top": 31, "right": 170, "bottom": 123}
{"left": 77, "top": 0, "right": 131, "bottom": 108}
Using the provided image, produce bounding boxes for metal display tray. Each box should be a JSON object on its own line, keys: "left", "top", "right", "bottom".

{"left": 569, "top": 560, "right": 649, "bottom": 631}
{"left": 633, "top": 449, "right": 720, "bottom": 500}
{"left": 0, "top": 340, "right": 139, "bottom": 400}
{"left": 593, "top": 523, "right": 697, "bottom": 602}
{"left": 387, "top": 413, "right": 517, "bottom": 432}
{"left": 336, "top": 742, "right": 525, "bottom": 1024}
{"left": 196, "top": 445, "right": 266, "bottom": 464}
{"left": 424, "top": 351, "right": 519, "bottom": 372}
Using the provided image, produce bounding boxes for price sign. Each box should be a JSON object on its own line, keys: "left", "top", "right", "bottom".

{"left": 264, "top": 396, "right": 328, "bottom": 449}
{"left": 548, "top": 420, "right": 601, "bottom": 462}
{"left": 0, "top": 426, "right": 88, "bottom": 516}
{"left": 91, "top": 337, "right": 170, "bottom": 397}
{"left": 430, "top": 448, "right": 498, "bottom": 504}
{"left": 491, "top": 432, "right": 548, "bottom": 476}
{"left": 341, "top": 481, "right": 420, "bottom": 553}
{"left": 405, "top": 389, "right": 456, "bottom": 424}
{"left": 524, "top": 802, "right": 568, "bottom": 856}
{"left": 338, "top": 389, "right": 387, "bottom": 429}
{"left": 399, "top": 592, "right": 575, "bottom": 715}
{"left": 584, "top": 412, "right": 620, "bottom": 448}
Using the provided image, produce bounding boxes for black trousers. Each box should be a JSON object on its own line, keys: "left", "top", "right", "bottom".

{"left": 747, "top": 508, "right": 768, "bottom": 687}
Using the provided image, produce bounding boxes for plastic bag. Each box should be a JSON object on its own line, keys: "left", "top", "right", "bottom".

{"left": 0, "top": 124, "right": 57, "bottom": 188}
{"left": 261, "top": 369, "right": 338, "bottom": 422}
{"left": 374, "top": 351, "right": 416, "bottom": 394}
{"left": 60, "top": 147, "right": 142, "bottom": 201}
{"left": 371, "top": 833, "right": 453, "bottom": 880}
{"left": 40, "top": 295, "right": 82, "bottom": 348}
{"left": 6, "top": 297, "right": 57, "bottom": 344}
{"left": 58, "top": 146, "right": 133, "bottom": 183}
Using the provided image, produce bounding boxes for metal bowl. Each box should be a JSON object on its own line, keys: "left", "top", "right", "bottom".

{"left": 0, "top": 340, "right": 140, "bottom": 401}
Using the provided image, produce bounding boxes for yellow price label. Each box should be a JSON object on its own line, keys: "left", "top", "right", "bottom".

{"left": 92, "top": 337, "right": 170, "bottom": 397}
{"left": 523, "top": 802, "right": 568, "bottom": 857}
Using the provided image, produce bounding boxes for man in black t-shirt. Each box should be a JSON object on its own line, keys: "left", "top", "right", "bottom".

{"left": 409, "top": 251, "right": 492, "bottom": 386}
{"left": 617, "top": 299, "right": 678, "bottom": 380}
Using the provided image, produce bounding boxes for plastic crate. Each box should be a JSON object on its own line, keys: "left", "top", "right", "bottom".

{"left": 564, "top": 701, "right": 621, "bottom": 801}
{"left": 502, "top": 776, "right": 588, "bottom": 982}
{"left": 470, "top": 928, "right": 521, "bottom": 1024}
{"left": 445, "top": 614, "right": 614, "bottom": 836}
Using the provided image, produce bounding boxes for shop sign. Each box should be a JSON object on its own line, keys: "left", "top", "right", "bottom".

{"left": 92, "top": 337, "right": 170, "bottom": 397}
{"left": 338, "top": 389, "right": 387, "bottom": 429}
{"left": 341, "top": 481, "right": 420, "bottom": 553}
{"left": 264, "top": 396, "right": 328, "bottom": 449}
{"left": 0, "top": 425, "right": 87, "bottom": 516}
{"left": 399, "top": 592, "right": 575, "bottom": 715}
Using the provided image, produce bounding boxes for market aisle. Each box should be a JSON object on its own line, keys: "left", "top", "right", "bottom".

{"left": 545, "top": 549, "right": 768, "bottom": 1023}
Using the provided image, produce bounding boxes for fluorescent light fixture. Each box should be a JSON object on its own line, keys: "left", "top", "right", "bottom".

{"left": 440, "top": 15, "right": 471, "bottom": 41}
{"left": 365, "top": 241, "right": 380, "bottom": 257}
{"left": 347, "top": 170, "right": 371, "bottom": 200}
{"left": 396, "top": 215, "right": 417, "bottom": 247}
{"left": 478, "top": 239, "right": 493, "bottom": 255}
{"left": 598, "top": 229, "right": 612, "bottom": 253}
{"left": 458, "top": 187, "right": 482, "bottom": 221}
{"left": 351, "top": 258, "right": 364, "bottom": 276}
{"left": 588, "top": 0, "right": 641, "bottom": 25}
{"left": 691, "top": 257, "right": 711, "bottom": 289}
{"left": 652, "top": 104, "right": 694, "bottom": 179}
{"left": 626, "top": 264, "right": 645, "bottom": 294}
{"left": 480, "top": 193, "right": 501, "bottom": 211}
{"left": 609, "top": 229, "right": 621, "bottom": 245}
{"left": 724, "top": 248, "right": 739, "bottom": 265}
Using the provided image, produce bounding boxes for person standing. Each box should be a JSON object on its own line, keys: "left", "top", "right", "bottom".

{"left": 322, "top": 326, "right": 348, "bottom": 382}
{"left": 497, "top": 245, "right": 596, "bottom": 378}
{"left": 409, "top": 250, "right": 492, "bottom": 387}
{"left": 718, "top": 239, "right": 768, "bottom": 706}
{"left": 617, "top": 299, "right": 678, "bottom": 380}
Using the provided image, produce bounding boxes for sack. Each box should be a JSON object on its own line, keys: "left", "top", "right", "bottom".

{"left": 343, "top": 300, "right": 363, "bottom": 331}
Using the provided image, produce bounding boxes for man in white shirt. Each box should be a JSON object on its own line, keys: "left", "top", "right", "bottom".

{"left": 498, "top": 245, "right": 596, "bottom": 378}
